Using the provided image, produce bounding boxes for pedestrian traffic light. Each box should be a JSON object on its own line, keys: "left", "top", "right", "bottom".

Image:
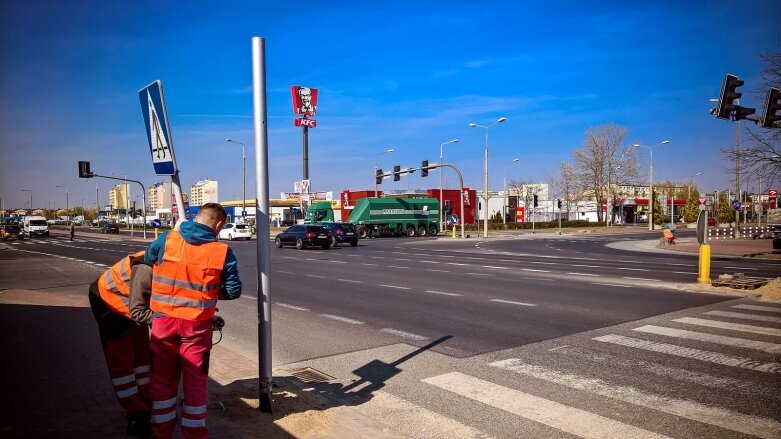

{"left": 715, "top": 74, "right": 744, "bottom": 120}
{"left": 421, "top": 160, "right": 429, "bottom": 177}
{"left": 393, "top": 165, "right": 401, "bottom": 181}
{"left": 761, "top": 87, "right": 781, "bottom": 128}
{"left": 557, "top": 199, "right": 562, "bottom": 209}
{"left": 78, "top": 161, "right": 92, "bottom": 178}
{"left": 376, "top": 168, "right": 383, "bottom": 185}
{"left": 533, "top": 195, "right": 539, "bottom": 207}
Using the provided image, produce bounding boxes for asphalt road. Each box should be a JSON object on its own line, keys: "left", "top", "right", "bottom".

{"left": 4, "top": 231, "right": 780, "bottom": 438}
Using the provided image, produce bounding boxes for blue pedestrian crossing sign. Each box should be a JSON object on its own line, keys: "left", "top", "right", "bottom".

{"left": 139, "top": 80, "right": 178, "bottom": 175}
{"left": 151, "top": 219, "right": 162, "bottom": 228}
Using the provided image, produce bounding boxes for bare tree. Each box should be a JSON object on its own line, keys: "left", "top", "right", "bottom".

{"left": 554, "top": 161, "right": 583, "bottom": 220}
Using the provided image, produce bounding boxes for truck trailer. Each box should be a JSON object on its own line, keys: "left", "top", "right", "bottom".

{"left": 306, "top": 198, "right": 440, "bottom": 238}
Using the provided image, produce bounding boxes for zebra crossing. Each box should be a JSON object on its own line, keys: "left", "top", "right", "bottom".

{"left": 341, "top": 298, "right": 781, "bottom": 438}
{"left": 4, "top": 235, "right": 143, "bottom": 248}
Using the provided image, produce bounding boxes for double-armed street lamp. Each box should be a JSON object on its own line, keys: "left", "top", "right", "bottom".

{"left": 56, "top": 185, "right": 69, "bottom": 222}
{"left": 225, "top": 138, "right": 247, "bottom": 220}
{"left": 21, "top": 189, "right": 32, "bottom": 213}
{"left": 632, "top": 140, "right": 670, "bottom": 230}
{"left": 375, "top": 148, "right": 394, "bottom": 198}
{"left": 469, "top": 117, "right": 507, "bottom": 238}
{"left": 503, "top": 158, "right": 519, "bottom": 225}
{"left": 439, "top": 139, "right": 458, "bottom": 230}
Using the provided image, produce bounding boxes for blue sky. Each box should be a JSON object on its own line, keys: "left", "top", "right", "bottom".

{"left": 1, "top": 1, "right": 778, "bottom": 209}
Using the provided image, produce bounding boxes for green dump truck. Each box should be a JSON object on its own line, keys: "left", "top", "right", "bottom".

{"left": 305, "top": 198, "right": 440, "bottom": 238}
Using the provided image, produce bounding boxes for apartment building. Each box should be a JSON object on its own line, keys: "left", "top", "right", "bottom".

{"left": 148, "top": 181, "right": 173, "bottom": 210}
{"left": 108, "top": 183, "right": 130, "bottom": 210}
{"left": 190, "top": 179, "right": 219, "bottom": 207}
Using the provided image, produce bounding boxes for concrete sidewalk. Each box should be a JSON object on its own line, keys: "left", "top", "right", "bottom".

{"left": 608, "top": 236, "right": 781, "bottom": 260}
{"left": 0, "top": 287, "right": 399, "bottom": 438}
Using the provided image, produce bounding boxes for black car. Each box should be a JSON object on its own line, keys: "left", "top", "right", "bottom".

{"left": 100, "top": 223, "right": 120, "bottom": 234}
{"left": 1, "top": 223, "right": 24, "bottom": 240}
{"left": 275, "top": 225, "right": 332, "bottom": 250}
{"left": 322, "top": 222, "right": 358, "bottom": 247}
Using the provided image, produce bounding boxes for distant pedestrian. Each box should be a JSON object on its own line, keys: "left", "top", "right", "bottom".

{"left": 144, "top": 203, "right": 242, "bottom": 438}
{"left": 88, "top": 251, "right": 153, "bottom": 437}
{"left": 69, "top": 222, "right": 75, "bottom": 240}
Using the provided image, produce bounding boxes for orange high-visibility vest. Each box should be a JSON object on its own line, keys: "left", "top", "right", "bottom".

{"left": 97, "top": 251, "right": 147, "bottom": 318}
{"left": 150, "top": 230, "right": 228, "bottom": 321}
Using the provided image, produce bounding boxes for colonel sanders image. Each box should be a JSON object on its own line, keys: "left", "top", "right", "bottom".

{"left": 292, "top": 86, "right": 317, "bottom": 116}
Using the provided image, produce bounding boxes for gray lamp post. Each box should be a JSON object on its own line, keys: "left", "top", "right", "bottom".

{"left": 375, "top": 148, "right": 394, "bottom": 198}
{"left": 632, "top": 140, "right": 670, "bottom": 230}
{"left": 56, "top": 185, "right": 69, "bottom": 222}
{"left": 21, "top": 189, "right": 32, "bottom": 214}
{"left": 469, "top": 117, "right": 507, "bottom": 238}
{"left": 225, "top": 138, "right": 247, "bottom": 220}
{"left": 439, "top": 139, "right": 458, "bottom": 231}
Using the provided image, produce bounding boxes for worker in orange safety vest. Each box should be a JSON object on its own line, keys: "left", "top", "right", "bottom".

{"left": 144, "top": 203, "right": 242, "bottom": 439}
{"left": 88, "top": 250, "right": 153, "bottom": 437}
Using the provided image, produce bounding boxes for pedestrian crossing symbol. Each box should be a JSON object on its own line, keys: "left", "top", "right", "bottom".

{"left": 139, "top": 80, "right": 178, "bottom": 175}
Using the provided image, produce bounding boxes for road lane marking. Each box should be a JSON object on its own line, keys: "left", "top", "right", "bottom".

{"left": 425, "top": 290, "right": 462, "bottom": 297}
{"left": 490, "top": 359, "right": 781, "bottom": 439}
{"left": 425, "top": 269, "right": 450, "bottom": 273}
{"left": 275, "top": 303, "right": 309, "bottom": 311}
{"left": 674, "top": 317, "right": 781, "bottom": 336}
{"left": 633, "top": 325, "right": 781, "bottom": 354}
{"left": 423, "top": 372, "right": 670, "bottom": 439}
{"left": 467, "top": 273, "right": 494, "bottom": 277}
{"left": 567, "top": 272, "right": 598, "bottom": 277}
{"left": 482, "top": 266, "right": 508, "bottom": 270}
{"left": 446, "top": 262, "right": 468, "bottom": 266}
{"left": 571, "top": 264, "right": 601, "bottom": 268}
{"left": 593, "top": 334, "right": 780, "bottom": 374}
{"left": 732, "top": 304, "right": 781, "bottom": 314}
{"left": 521, "top": 268, "right": 549, "bottom": 273}
{"left": 590, "top": 283, "right": 632, "bottom": 288}
{"left": 318, "top": 314, "right": 365, "bottom": 324}
{"left": 490, "top": 299, "right": 536, "bottom": 307}
{"left": 622, "top": 277, "right": 659, "bottom": 282}
{"left": 276, "top": 270, "right": 295, "bottom": 275}
{"left": 380, "top": 328, "right": 428, "bottom": 340}
{"left": 305, "top": 274, "right": 326, "bottom": 279}
{"left": 520, "top": 277, "right": 554, "bottom": 281}
{"left": 387, "top": 265, "right": 409, "bottom": 269}
{"left": 337, "top": 279, "right": 362, "bottom": 283}
{"left": 528, "top": 261, "right": 557, "bottom": 265}
{"left": 672, "top": 271, "right": 698, "bottom": 275}
{"left": 721, "top": 266, "right": 757, "bottom": 270}
{"left": 420, "top": 260, "right": 440, "bottom": 264}
{"left": 329, "top": 260, "right": 348, "bottom": 264}
{"left": 345, "top": 254, "right": 361, "bottom": 257}
{"left": 393, "top": 258, "right": 410, "bottom": 261}
{"left": 361, "top": 263, "right": 378, "bottom": 266}
{"left": 616, "top": 267, "right": 650, "bottom": 271}
{"left": 370, "top": 256, "right": 383, "bottom": 259}
{"left": 704, "top": 310, "right": 781, "bottom": 323}
{"left": 281, "top": 256, "right": 297, "bottom": 259}
{"left": 379, "top": 284, "right": 410, "bottom": 290}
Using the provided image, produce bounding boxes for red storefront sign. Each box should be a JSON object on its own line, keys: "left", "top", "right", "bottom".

{"left": 294, "top": 118, "right": 317, "bottom": 127}
{"left": 770, "top": 189, "right": 778, "bottom": 209}
{"left": 290, "top": 86, "right": 318, "bottom": 116}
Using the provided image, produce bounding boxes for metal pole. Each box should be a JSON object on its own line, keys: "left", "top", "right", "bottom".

{"left": 649, "top": 149, "right": 654, "bottom": 231}
{"left": 440, "top": 144, "right": 444, "bottom": 231}
{"left": 483, "top": 128, "right": 489, "bottom": 238}
{"left": 242, "top": 143, "right": 246, "bottom": 220}
{"left": 303, "top": 126, "right": 309, "bottom": 181}
{"left": 758, "top": 176, "right": 762, "bottom": 228}
{"left": 96, "top": 182, "right": 99, "bottom": 225}
{"left": 252, "top": 36, "right": 273, "bottom": 413}
{"left": 503, "top": 176, "right": 507, "bottom": 225}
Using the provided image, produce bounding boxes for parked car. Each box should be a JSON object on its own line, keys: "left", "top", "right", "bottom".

{"left": 1, "top": 223, "right": 24, "bottom": 241}
{"left": 322, "top": 222, "right": 358, "bottom": 247}
{"left": 219, "top": 223, "right": 253, "bottom": 241}
{"left": 707, "top": 217, "right": 717, "bottom": 227}
{"left": 100, "top": 223, "right": 120, "bottom": 234}
{"left": 275, "top": 225, "right": 332, "bottom": 250}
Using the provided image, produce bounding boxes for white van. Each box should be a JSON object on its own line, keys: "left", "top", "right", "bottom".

{"left": 23, "top": 216, "right": 50, "bottom": 237}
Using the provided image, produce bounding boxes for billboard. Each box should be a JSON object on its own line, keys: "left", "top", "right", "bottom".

{"left": 290, "top": 86, "right": 318, "bottom": 117}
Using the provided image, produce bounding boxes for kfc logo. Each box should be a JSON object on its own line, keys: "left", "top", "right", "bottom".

{"left": 291, "top": 86, "right": 318, "bottom": 117}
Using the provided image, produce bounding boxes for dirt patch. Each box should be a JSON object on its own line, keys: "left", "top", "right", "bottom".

{"left": 756, "top": 277, "right": 781, "bottom": 300}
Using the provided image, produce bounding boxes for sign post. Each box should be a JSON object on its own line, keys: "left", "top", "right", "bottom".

{"left": 291, "top": 86, "right": 318, "bottom": 182}
{"left": 139, "top": 80, "right": 187, "bottom": 229}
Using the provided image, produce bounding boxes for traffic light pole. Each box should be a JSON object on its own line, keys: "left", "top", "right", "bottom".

{"left": 89, "top": 173, "right": 147, "bottom": 239}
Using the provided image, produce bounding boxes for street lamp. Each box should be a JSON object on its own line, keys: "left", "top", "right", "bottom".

{"left": 469, "top": 116, "right": 507, "bottom": 238}
{"left": 375, "top": 148, "right": 394, "bottom": 198}
{"left": 503, "top": 158, "right": 519, "bottom": 225}
{"left": 439, "top": 139, "right": 458, "bottom": 231}
{"left": 632, "top": 140, "right": 670, "bottom": 230}
{"left": 225, "top": 138, "right": 247, "bottom": 221}
{"left": 688, "top": 172, "right": 702, "bottom": 199}
{"left": 56, "top": 185, "right": 69, "bottom": 222}
{"left": 21, "top": 189, "right": 32, "bottom": 214}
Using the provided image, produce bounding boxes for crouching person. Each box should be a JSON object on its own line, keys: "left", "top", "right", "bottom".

{"left": 144, "top": 203, "right": 242, "bottom": 439}
{"left": 88, "top": 251, "right": 153, "bottom": 437}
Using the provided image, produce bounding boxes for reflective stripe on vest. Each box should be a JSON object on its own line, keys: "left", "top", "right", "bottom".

{"left": 150, "top": 230, "right": 228, "bottom": 321}
{"left": 97, "top": 251, "right": 146, "bottom": 317}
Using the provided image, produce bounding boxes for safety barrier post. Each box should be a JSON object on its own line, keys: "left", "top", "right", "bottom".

{"left": 697, "top": 243, "right": 711, "bottom": 284}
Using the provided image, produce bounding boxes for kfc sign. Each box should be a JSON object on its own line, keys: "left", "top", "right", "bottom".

{"left": 294, "top": 118, "right": 317, "bottom": 128}
{"left": 291, "top": 86, "right": 318, "bottom": 117}
{"left": 770, "top": 189, "right": 779, "bottom": 209}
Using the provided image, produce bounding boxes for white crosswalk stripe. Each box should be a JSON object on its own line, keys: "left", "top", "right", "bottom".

{"left": 732, "top": 304, "right": 781, "bottom": 314}
{"left": 704, "top": 310, "right": 781, "bottom": 323}
{"left": 632, "top": 324, "right": 781, "bottom": 354}
{"left": 423, "top": 372, "right": 671, "bottom": 439}
{"left": 489, "top": 359, "right": 781, "bottom": 439}
{"left": 674, "top": 316, "right": 781, "bottom": 337}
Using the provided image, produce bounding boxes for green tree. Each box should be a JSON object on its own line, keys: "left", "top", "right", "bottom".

{"left": 682, "top": 190, "right": 699, "bottom": 223}
{"left": 716, "top": 192, "right": 734, "bottom": 224}
{"left": 652, "top": 190, "right": 668, "bottom": 225}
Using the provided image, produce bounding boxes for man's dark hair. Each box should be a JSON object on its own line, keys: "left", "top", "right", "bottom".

{"left": 198, "top": 203, "right": 227, "bottom": 223}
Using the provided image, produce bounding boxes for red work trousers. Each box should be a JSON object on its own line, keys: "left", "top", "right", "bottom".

{"left": 89, "top": 290, "right": 151, "bottom": 416}
{"left": 150, "top": 315, "right": 212, "bottom": 439}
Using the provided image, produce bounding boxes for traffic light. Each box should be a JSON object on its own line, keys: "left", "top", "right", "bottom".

{"left": 761, "top": 87, "right": 781, "bottom": 128}
{"left": 78, "top": 161, "right": 92, "bottom": 178}
{"left": 421, "top": 160, "right": 429, "bottom": 177}
{"left": 533, "top": 195, "right": 539, "bottom": 207}
{"left": 376, "top": 168, "right": 383, "bottom": 185}
{"left": 393, "top": 165, "right": 401, "bottom": 182}
{"left": 715, "top": 74, "right": 744, "bottom": 120}
{"left": 734, "top": 105, "right": 756, "bottom": 121}
{"left": 557, "top": 199, "right": 562, "bottom": 209}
